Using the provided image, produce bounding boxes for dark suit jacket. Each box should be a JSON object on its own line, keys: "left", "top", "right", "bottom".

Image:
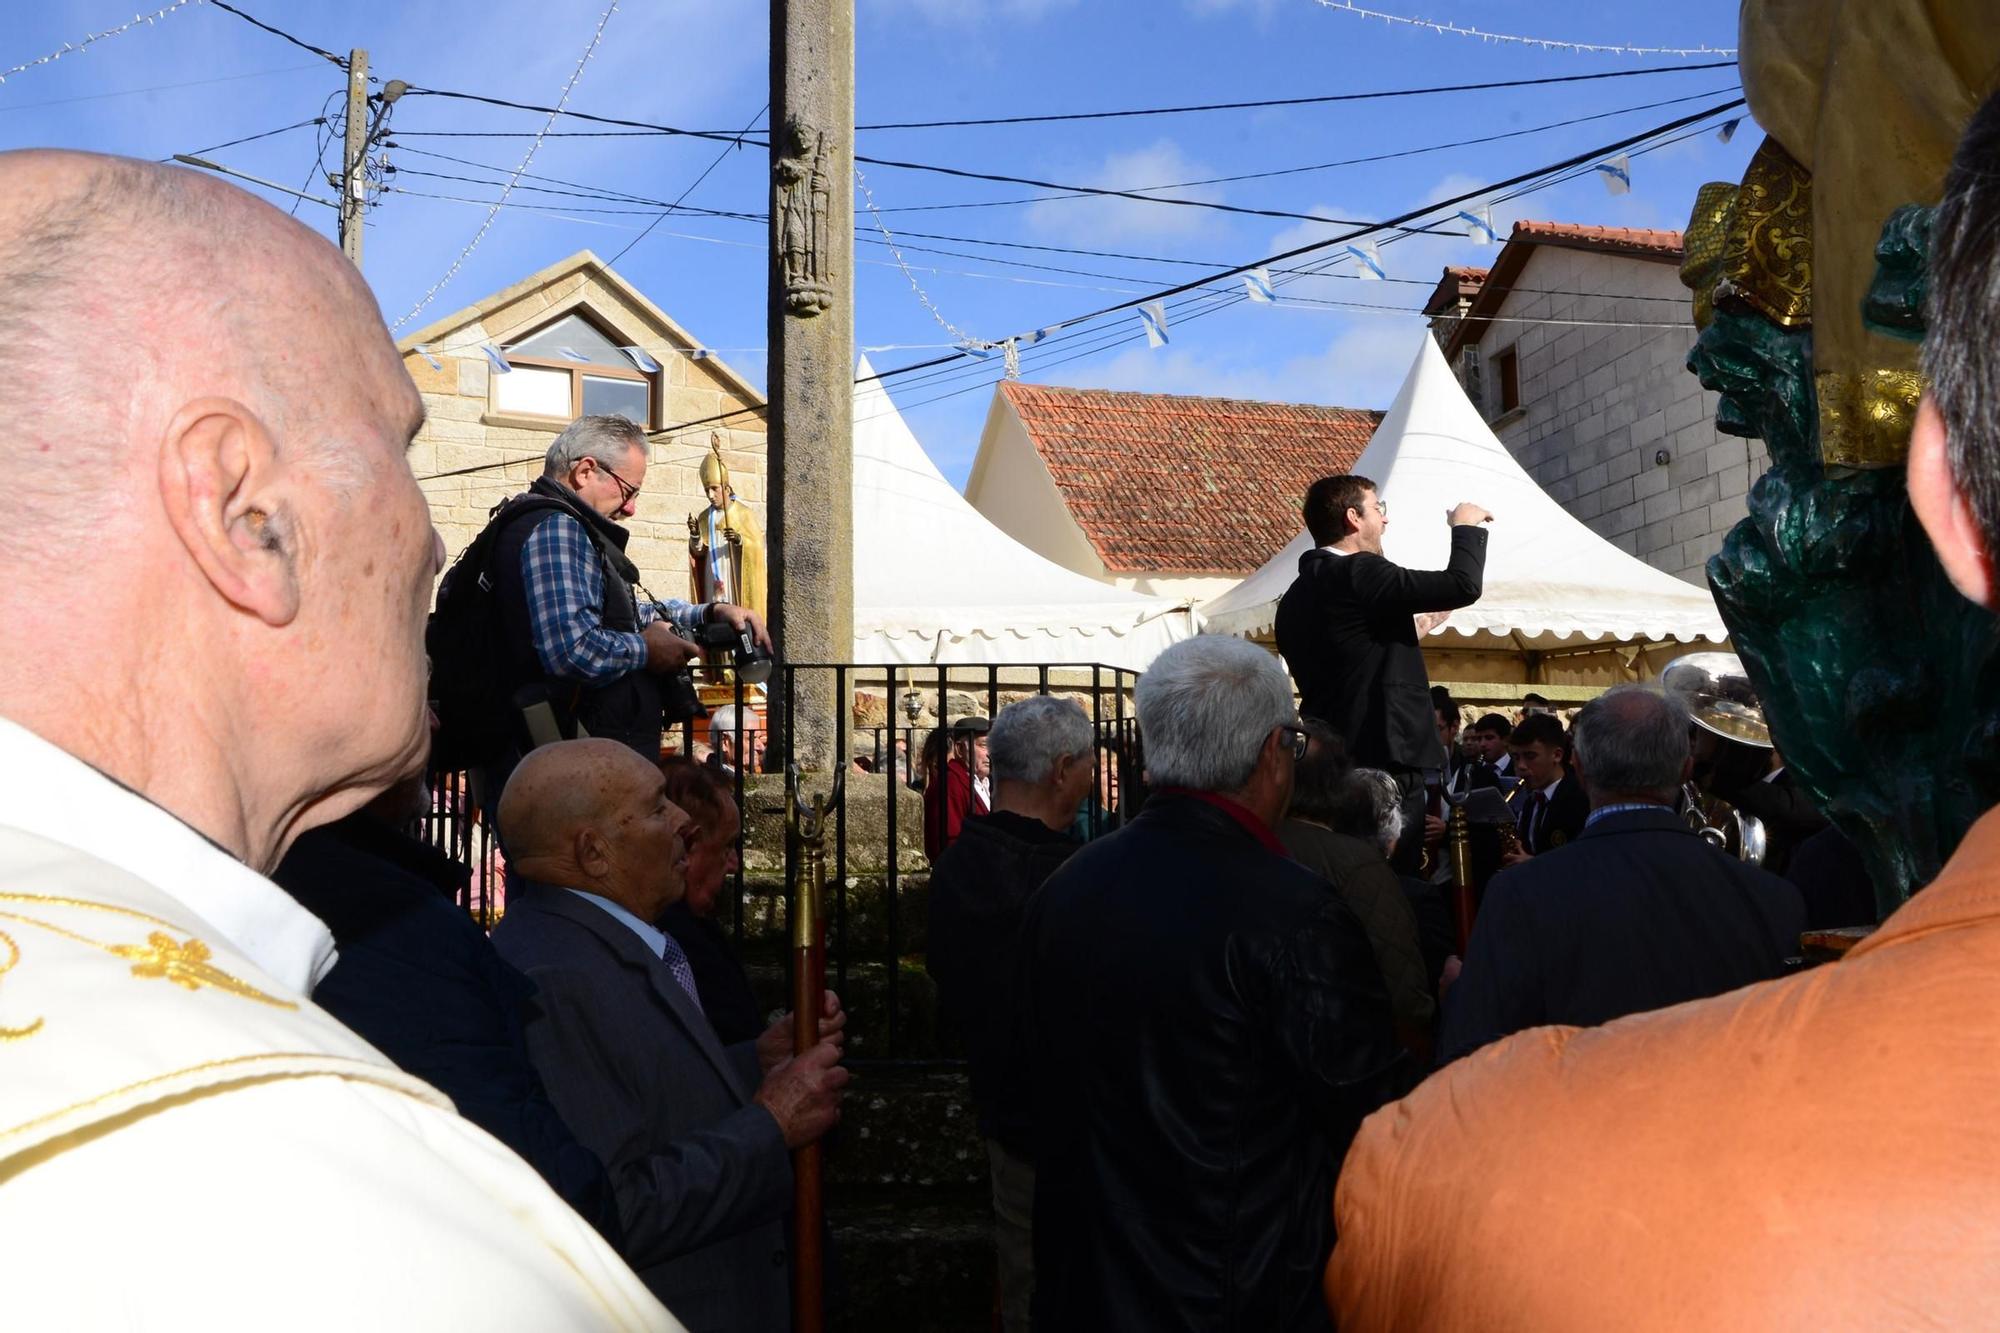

{"left": 1021, "top": 795, "right": 1407, "bottom": 1332}
{"left": 1439, "top": 806, "right": 1806, "bottom": 1064}
{"left": 272, "top": 818, "right": 622, "bottom": 1248}
{"left": 659, "top": 902, "right": 767, "bottom": 1047}
{"left": 492, "top": 880, "right": 792, "bottom": 1331}
{"left": 1719, "top": 767, "right": 1827, "bottom": 877}
{"left": 1516, "top": 773, "right": 1588, "bottom": 855}
{"left": 1273, "top": 527, "right": 1486, "bottom": 770}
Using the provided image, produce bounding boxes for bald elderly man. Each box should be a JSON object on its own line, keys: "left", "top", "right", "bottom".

{"left": 0, "top": 152, "right": 675, "bottom": 1327}
{"left": 1326, "top": 92, "right": 2000, "bottom": 1330}
{"left": 492, "top": 739, "right": 848, "bottom": 1329}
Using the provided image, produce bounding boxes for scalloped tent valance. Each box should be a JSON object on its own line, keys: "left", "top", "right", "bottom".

{"left": 852, "top": 356, "right": 1202, "bottom": 669}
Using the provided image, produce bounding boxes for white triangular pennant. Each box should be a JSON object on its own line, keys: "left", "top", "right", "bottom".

{"left": 1455, "top": 206, "right": 1497, "bottom": 245}
{"left": 1242, "top": 267, "right": 1276, "bottom": 303}
{"left": 1345, "top": 242, "right": 1386, "bottom": 280}
{"left": 482, "top": 344, "right": 511, "bottom": 374}
{"left": 621, "top": 345, "right": 662, "bottom": 373}
{"left": 1138, "top": 301, "right": 1169, "bottom": 348}
{"left": 1594, "top": 155, "right": 1631, "bottom": 195}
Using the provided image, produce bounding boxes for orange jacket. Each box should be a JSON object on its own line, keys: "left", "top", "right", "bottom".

{"left": 1327, "top": 806, "right": 2000, "bottom": 1331}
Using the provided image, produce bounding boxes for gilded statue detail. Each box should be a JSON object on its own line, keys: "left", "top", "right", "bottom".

{"left": 688, "top": 431, "right": 767, "bottom": 620}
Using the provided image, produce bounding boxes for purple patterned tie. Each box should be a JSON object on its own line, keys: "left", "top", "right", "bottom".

{"left": 659, "top": 932, "right": 705, "bottom": 1014}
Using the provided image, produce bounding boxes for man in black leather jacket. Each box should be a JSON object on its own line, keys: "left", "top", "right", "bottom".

{"left": 928, "top": 695, "right": 1095, "bottom": 1333}
{"left": 1019, "top": 635, "right": 1409, "bottom": 1332}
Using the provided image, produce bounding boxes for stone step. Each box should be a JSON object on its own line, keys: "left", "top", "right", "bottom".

{"left": 827, "top": 1191, "right": 994, "bottom": 1333}
{"left": 830, "top": 1064, "right": 984, "bottom": 1191}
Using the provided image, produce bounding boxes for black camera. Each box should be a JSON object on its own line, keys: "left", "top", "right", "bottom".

{"left": 660, "top": 619, "right": 776, "bottom": 724}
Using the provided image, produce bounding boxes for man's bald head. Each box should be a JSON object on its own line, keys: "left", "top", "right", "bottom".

{"left": 0, "top": 151, "right": 414, "bottom": 536}
{"left": 502, "top": 740, "right": 695, "bottom": 919}
{"left": 0, "top": 150, "right": 442, "bottom": 871}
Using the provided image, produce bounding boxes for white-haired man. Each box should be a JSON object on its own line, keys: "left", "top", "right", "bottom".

{"left": 705, "top": 702, "right": 765, "bottom": 776}
{"left": 1019, "top": 635, "right": 1405, "bottom": 1332}
{"left": 928, "top": 694, "right": 1095, "bottom": 1332}
{"left": 464, "top": 414, "right": 770, "bottom": 817}
{"left": 0, "top": 151, "right": 675, "bottom": 1327}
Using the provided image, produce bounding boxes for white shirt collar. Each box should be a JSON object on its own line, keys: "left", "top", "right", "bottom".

{"left": 1537, "top": 775, "right": 1563, "bottom": 799}
{"left": 563, "top": 888, "right": 667, "bottom": 958}
{"left": 0, "top": 715, "right": 338, "bottom": 992}
{"left": 1316, "top": 543, "right": 1354, "bottom": 557}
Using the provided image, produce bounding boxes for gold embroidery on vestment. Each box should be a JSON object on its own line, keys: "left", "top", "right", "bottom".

{"left": 0, "top": 891, "right": 297, "bottom": 1022}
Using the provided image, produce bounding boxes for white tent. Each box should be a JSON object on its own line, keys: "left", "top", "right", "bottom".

{"left": 852, "top": 357, "right": 1200, "bottom": 669}
{"left": 1202, "top": 336, "right": 1727, "bottom": 684}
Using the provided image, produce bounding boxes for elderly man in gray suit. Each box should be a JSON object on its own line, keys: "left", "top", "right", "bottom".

{"left": 493, "top": 739, "right": 849, "bottom": 1329}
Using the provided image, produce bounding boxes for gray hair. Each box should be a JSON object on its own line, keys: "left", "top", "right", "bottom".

{"left": 1136, "top": 635, "right": 1293, "bottom": 793}
{"left": 1330, "top": 767, "right": 1404, "bottom": 857}
{"left": 708, "top": 704, "right": 758, "bottom": 745}
{"left": 543, "top": 414, "right": 646, "bottom": 482}
{"left": 1571, "top": 684, "right": 1689, "bottom": 804}
{"left": 989, "top": 695, "right": 1093, "bottom": 784}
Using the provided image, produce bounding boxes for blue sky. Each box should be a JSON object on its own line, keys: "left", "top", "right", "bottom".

{"left": 2, "top": 1, "right": 1752, "bottom": 487}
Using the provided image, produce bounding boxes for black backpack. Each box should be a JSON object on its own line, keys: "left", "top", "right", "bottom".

{"left": 425, "top": 494, "right": 564, "bottom": 771}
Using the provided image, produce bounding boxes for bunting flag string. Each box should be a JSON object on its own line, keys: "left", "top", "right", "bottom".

{"left": 1345, "top": 241, "right": 1387, "bottom": 280}
{"left": 416, "top": 346, "right": 444, "bottom": 371}
{"left": 1594, "top": 155, "right": 1632, "bottom": 195}
{"left": 620, "top": 345, "right": 662, "bottom": 373}
{"left": 1716, "top": 118, "right": 1742, "bottom": 144}
{"left": 1456, "top": 206, "right": 1497, "bottom": 245}
{"left": 1139, "top": 300, "right": 1170, "bottom": 348}
{"left": 1003, "top": 338, "right": 1021, "bottom": 378}
{"left": 1242, "top": 267, "right": 1277, "bottom": 303}
{"left": 481, "top": 345, "right": 512, "bottom": 374}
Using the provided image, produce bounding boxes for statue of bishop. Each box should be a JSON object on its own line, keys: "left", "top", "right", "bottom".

{"left": 688, "top": 432, "right": 767, "bottom": 620}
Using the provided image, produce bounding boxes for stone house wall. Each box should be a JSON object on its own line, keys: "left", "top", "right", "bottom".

{"left": 401, "top": 259, "right": 767, "bottom": 606}
{"left": 1455, "top": 247, "right": 1770, "bottom": 584}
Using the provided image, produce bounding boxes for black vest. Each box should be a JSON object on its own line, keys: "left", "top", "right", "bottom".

{"left": 489, "top": 478, "right": 664, "bottom": 759}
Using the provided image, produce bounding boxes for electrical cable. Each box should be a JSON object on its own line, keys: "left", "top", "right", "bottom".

{"left": 393, "top": 0, "right": 622, "bottom": 331}
{"left": 414, "top": 100, "right": 1739, "bottom": 484}
{"left": 165, "top": 116, "right": 323, "bottom": 163}
{"left": 205, "top": 0, "right": 348, "bottom": 69}
{"left": 0, "top": 62, "right": 323, "bottom": 113}
{"left": 606, "top": 101, "right": 766, "bottom": 268}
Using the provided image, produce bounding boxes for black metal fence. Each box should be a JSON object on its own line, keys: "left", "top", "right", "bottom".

{"left": 426, "top": 659, "right": 1144, "bottom": 1061}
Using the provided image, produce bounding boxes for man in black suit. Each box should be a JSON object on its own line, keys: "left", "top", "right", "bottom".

{"left": 1020, "top": 635, "right": 1406, "bottom": 1332}
{"left": 1465, "top": 712, "right": 1517, "bottom": 787}
{"left": 1275, "top": 474, "right": 1491, "bottom": 871}
{"left": 1499, "top": 712, "right": 1587, "bottom": 861}
{"left": 492, "top": 738, "right": 849, "bottom": 1329}
{"left": 1439, "top": 685, "right": 1805, "bottom": 1065}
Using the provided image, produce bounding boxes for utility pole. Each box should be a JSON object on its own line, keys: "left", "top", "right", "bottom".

{"left": 767, "top": 0, "right": 855, "bottom": 779}
{"left": 338, "top": 47, "right": 369, "bottom": 268}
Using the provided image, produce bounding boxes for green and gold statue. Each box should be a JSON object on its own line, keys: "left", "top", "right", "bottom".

{"left": 1682, "top": 1, "right": 2000, "bottom": 912}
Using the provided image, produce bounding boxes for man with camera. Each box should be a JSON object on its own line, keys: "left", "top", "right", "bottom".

{"left": 466, "top": 415, "right": 769, "bottom": 821}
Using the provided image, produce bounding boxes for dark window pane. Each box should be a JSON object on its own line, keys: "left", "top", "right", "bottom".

{"left": 583, "top": 374, "right": 649, "bottom": 424}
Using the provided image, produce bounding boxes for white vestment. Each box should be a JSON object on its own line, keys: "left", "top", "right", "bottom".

{"left": 0, "top": 718, "right": 683, "bottom": 1331}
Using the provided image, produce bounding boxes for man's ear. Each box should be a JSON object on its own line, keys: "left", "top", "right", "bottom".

{"left": 1909, "top": 394, "right": 1998, "bottom": 609}
{"left": 576, "top": 826, "right": 612, "bottom": 880}
{"left": 157, "top": 398, "right": 301, "bottom": 626}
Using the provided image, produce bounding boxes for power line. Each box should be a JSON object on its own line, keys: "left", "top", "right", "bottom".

{"left": 165, "top": 116, "right": 323, "bottom": 164}
{"left": 869, "top": 85, "right": 1737, "bottom": 213}
{"left": 606, "top": 101, "right": 765, "bottom": 268}
{"left": 856, "top": 59, "right": 1734, "bottom": 129}
{"left": 0, "top": 62, "right": 322, "bottom": 113}
{"left": 414, "top": 100, "right": 1738, "bottom": 484}
{"left": 393, "top": 0, "right": 622, "bottom": 331}
{"left": 394, "top": 84, "right": 1460, "bottom": 231}
{"left": 205, "top": 0, "right": 348, "bottom": 69}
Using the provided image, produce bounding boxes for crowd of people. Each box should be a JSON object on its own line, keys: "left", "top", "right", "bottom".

{"left": 9, "top": 84, "right": 2000, "bottom": 1333}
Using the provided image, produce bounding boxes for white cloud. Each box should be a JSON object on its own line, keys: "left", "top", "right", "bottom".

{"left": 1025, "top": 139, "right": 1226, "bottom": 243}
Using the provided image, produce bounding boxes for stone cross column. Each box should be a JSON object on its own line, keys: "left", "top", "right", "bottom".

{"left": 767, "top": 0, "right": 855, "bottom": 774}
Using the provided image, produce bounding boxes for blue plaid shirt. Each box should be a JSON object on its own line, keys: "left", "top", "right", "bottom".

{"left": 520, "top": 512, "right": 704, "bottom": 684}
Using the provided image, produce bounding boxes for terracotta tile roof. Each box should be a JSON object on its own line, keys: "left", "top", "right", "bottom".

{"left": 1509, "top": 219, "right": 1684, "bottom": 260}
{"left": 998, "top": 381, "right": 1383, "bottom": 575}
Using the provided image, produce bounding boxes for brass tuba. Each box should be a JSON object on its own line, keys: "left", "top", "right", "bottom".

{"left": 1660, "top": 652, "right": 1771, "bottom": 865}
